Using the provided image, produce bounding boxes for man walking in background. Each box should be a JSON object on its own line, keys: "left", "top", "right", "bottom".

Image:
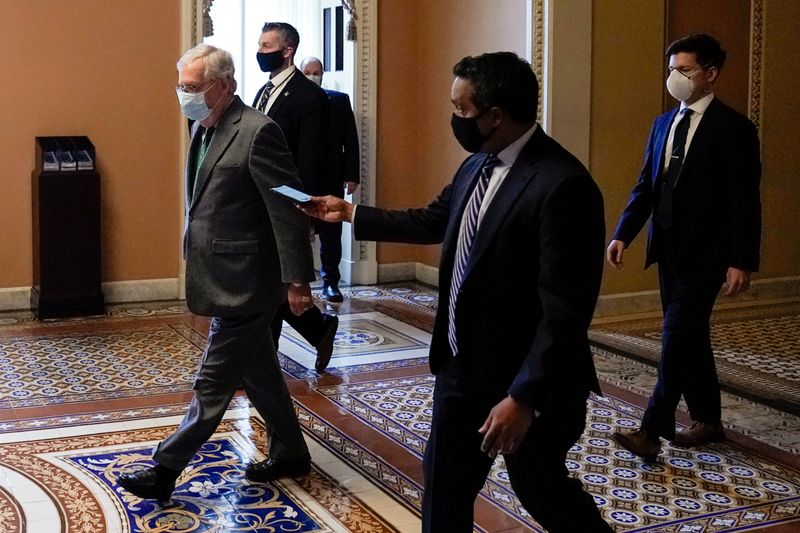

{"left": 255, "top": 22, "right": 339, "bottom": 372}
{"left": 608, "top": 34, "right": 761, "bottom": 461}
{"left": 301, "top": 55, "right": 361, "bottom": 303}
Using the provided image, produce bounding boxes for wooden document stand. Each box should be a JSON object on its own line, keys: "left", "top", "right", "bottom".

{"left": 31, "top": 136, "right": 104, "bottom": 318}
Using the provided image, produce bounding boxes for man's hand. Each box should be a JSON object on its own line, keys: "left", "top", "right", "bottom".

{"left": 478, "top": 396, "right": 534, "bottom": 458}
{"left": 606, "top": 240, "right": 626, "bottom": 270}
{"left": 298, "top": 195, "right": 354, "bottom": 223}
{"left": 345, "top": 181, "right": 359, "bottom": 195}
{"left": 287, "top": 283, "right": 313, "bottom": 316}
{"left": 725, "top": 267, "right": 751, "bottom": 296}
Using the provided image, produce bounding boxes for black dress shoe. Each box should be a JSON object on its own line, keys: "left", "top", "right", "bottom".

{"left": 118, "top": 466, "right": 176, "bottom": 503}
{"left": 315, "top": 314, "right": 339, "bottom": 372}
{"left": 245, "top": 456, "right": 311, "bottom": 483}
{"left": 322, "top": 283, "right": 344, "bottom": 303}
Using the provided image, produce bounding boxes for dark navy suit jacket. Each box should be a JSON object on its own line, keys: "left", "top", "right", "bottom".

{"left": 354, "top": 128, "right": 605, "bottom": 411}
{"left": 613, "top": 97, "right": 761, "bottom": 276}
{"left": 324, "top": 89, "right": 359, "bottom": 196}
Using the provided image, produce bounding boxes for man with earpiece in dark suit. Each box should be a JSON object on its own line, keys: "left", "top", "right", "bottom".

{"left": 608, "top": 34, "right": 762, "bottom": 461}
{"left": 254, "top": 22, "right": 339, "bottom": 373}
{"left": 300, "top": 56, "right": 361, "bottom": 304}
{"left": 299, "top": 51, "right": 612, "bottom": 533}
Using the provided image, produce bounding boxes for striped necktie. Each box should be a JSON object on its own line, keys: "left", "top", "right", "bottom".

{"left": 256, "top": 80, "right": 275, "bottom": 113}
{"left": 447, "top": 154, "right": 501, "bottom": 356}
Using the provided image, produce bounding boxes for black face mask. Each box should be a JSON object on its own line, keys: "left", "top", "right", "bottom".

{"left": 450, "top": 107, "right": 495, "bottom": 153}
{"left": 256, "top": 50, "right": 285, "bottom": 72}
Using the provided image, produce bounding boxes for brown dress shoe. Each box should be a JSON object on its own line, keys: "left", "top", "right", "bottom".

{"left": 314, "top": 314, "right": 339, "bottom": 372}
{"left": 671, "top": 421, "right": 725, "bottom": 448}
{"left": 613, "top": 429, "right": 661, "bottom": 462}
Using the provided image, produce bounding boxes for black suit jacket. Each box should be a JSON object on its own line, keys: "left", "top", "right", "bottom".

{"left": 253, "top": 71, "right": 330, "bottom": 195}
{"left": 324, "top": 89, "right": 360, "bottom": 196}
{"left": 613, "top": 97, "right": 761, "bottom": 275}
{"left": 355, "top": 128, "right": 605, "bottom": 410}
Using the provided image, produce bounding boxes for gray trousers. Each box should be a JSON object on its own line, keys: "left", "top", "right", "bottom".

{"left": 154, "top": 310, "right": 309, "bottom": 471}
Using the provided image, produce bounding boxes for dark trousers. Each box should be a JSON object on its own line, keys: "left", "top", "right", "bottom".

{"left": 641, "top": 233, "right": 725, "bottom": 438}
{"left": 154, "top": 310, "right": 308, "bottom": 470}
{"left": 422, "top": 360, "right": 612, "bottom": 533}
{"left": 316, "top": 219, "right": 342, "bottom": 285}
{"left": 271, "top": 302, "right": 325, "bottom": 351}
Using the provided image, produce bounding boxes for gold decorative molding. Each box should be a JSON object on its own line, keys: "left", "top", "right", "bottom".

{"left": 341, "top": 0, "right": 358, "bottom": 41}
{"left": 749, "top": 0, "right": 763, "bottom": 132}
{"left": 531, "top": 0, "right": 545, "bottom": 124}
{"left": 354, "top": 0, "right": 377, "bottom": 264}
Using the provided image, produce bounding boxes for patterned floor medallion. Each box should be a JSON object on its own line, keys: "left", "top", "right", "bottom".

{"left": 279, "top": 312, "right": 430, "bottom": 377}
{"left": 318, "top": 376, "right": 800, "bottom": 531}
{"left": 0, "top": 418, "right": 413, "bottom": 533}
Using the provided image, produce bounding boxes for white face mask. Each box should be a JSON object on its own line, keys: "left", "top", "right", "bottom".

{"left": 306, "top": 74, "right": 322, "bottom": 86}
{"left": 176, "top": 80, "right": 218, "bottom": 121}
{"left": 665, "top": 69, "right": 696, "bottom": 102}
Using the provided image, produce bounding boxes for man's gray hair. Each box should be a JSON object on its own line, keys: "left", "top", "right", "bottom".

{"left": 177, "top": 43, "right": 235, "bottom": 82}
{"left": 300, "top": 56, "right": 323, "bottom": 70}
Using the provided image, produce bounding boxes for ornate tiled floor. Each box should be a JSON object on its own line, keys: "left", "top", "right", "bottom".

{"left": 0, "top": 283, "right": 798, "bottom": 532}
{"left": 590, "top": 301, "right": 800, "bottom": 414}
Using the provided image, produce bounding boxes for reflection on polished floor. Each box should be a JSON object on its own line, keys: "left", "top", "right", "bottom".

{"left": 0, "top": 283, "right": 798, "bottom": 532}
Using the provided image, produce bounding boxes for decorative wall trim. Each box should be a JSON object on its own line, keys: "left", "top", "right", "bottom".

{"left": 377, "top": 263, "right": 417, "bottom": 284}
{"left": 102, "top": 278, "right": 182, "bottom": 304}
{"left": 376, "top": 262, "right": 438, "bottom": 287}
{"left": 528, "top": 0, "right": 545, "bottom": 124}
{"left": 596, "top": 276, "right": 800, "bottom": 318}
{"left": 749, "top": 0, "right": 764, "bottom": 131}
{"left": 372, "top": 265, "right": 800, "bottom": 320}
{"left": 0, "top": 279, "right": 183, "bottom": 312}
{"left": 348, "top": 0, "right": 378, "bottom": 284}
{"left": 0, "top": 287, "right": 30, "bottom": 312}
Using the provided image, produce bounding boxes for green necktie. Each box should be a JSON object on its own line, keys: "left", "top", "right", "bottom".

{"left": 190, "top": 128, "right": 213, "bottom": 200}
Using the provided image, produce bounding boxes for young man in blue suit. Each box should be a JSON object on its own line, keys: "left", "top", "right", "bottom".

{"left": 300, "top": 52, "right": 612, "bottom": 533}
{"left": 300, "top": 56, "right": 361, "bottom": 303}
{"left": 608, "top": 34, "right": 761, "bottom": 460}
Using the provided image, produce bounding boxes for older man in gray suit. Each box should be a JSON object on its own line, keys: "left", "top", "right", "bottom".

{"left": 118, "top": 44, "right": 316, "bottom": 503}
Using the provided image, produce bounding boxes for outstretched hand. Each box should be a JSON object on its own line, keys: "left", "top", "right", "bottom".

{"left": 297, "top": 195, "right": 354, "bottom": 223}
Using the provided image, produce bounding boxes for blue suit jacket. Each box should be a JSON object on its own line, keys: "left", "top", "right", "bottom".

{"left": 613, "top": 97, "right": 761, "bottom": 275}
{"left": 354, "top": 128, "right": 605, "bottom": 410}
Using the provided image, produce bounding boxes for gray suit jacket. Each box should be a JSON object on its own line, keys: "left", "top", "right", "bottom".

{"left": 184, "top": 96, "right": 315, "bottom": 317}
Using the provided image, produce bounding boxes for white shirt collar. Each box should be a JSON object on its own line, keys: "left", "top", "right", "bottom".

{"left": 269, "top": 64, "right": 296, "bottom": 87}
{"left": 496, "top": 123, "right": 538, "bottom": 167}
{"left": 680, "top": 92, "right": 715, "bottom": 116}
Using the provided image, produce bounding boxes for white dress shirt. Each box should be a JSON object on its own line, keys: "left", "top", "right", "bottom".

{"left": 662, "top": 92, "right": 714, "bottom": 173}
{"left": 262, "top": 65, "right": 296, "bottom": 114}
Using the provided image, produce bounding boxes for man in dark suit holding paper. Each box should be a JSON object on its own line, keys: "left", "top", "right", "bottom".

{"left": 300, "top": 51, "right": 611, "bottom": 533}
{"left": 608, "top": 34, "right": 761, "bottom": 460}
{"left": 117, "top": 44, "right": 316, "bottom": 502}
